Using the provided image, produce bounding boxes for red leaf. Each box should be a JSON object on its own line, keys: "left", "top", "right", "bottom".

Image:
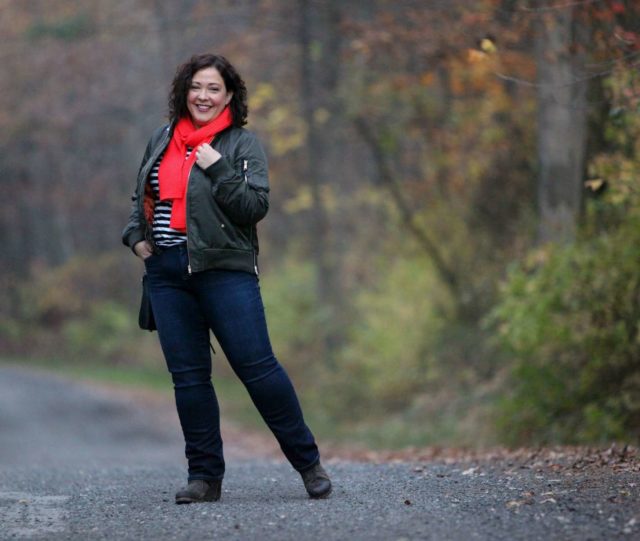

{"left": 611, "top": 1, "right": 625, "bottom": 15}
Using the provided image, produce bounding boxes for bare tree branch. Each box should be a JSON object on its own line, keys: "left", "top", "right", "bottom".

{"left": 353, "top": 117, "right": 460, "bottom": 295}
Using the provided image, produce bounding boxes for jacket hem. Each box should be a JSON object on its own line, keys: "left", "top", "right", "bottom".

{"left": 193, "top": 248, "right": 257, "bottom": 275}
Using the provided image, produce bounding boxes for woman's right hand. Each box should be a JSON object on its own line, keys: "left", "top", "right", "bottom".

{"left": 134, "top": 240, "right": 154, "bottom": 260}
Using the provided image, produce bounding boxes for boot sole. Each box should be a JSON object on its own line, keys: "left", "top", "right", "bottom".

{"left": 175, "top": 493, "right": 220, "bottom": 504}
{"left": 308, "top": 486, "right": 332, "bottom": 499}
{"left": 175, "top": 486, "right": 221, "bottom": 504}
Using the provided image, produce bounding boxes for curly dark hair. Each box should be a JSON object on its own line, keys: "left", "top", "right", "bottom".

{"left": 168, "top": 54, "right": 248, "bottom": 127}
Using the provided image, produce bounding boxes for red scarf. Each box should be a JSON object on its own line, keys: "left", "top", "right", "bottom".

{"left": 158, "top": 107, "right": 233, "bottom": 232}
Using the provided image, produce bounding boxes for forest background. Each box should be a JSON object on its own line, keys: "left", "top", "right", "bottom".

{"left": 1, "top": 0, "right": 639, "bottom": 449}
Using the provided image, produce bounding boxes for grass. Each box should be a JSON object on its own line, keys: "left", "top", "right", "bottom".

{"left": 1, "top": 356, "right": 492, "bottom": 450}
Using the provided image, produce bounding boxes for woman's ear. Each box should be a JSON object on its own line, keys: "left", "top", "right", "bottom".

{"left": 225, "top": 93, "right": 233, "bottom": 106}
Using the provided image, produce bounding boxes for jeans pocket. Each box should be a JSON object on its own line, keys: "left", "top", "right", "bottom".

{"left": 143, "top": 253, "right": 160, "bottom": 272}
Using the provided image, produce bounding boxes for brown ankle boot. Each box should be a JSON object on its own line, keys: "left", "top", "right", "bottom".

{"left": 301, "top": 462, "right": 332, "bottom": 499}
{"left": 175, "top": 479, "right": 222, "bottom": 504}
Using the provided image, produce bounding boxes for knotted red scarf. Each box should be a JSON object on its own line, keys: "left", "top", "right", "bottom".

{"left": 158, "top": 107, "right": 233, "bottom": 232}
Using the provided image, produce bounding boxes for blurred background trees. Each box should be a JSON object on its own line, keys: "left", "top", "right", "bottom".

{"left": 1, "top": 0, "right": 638, "bottom": 448}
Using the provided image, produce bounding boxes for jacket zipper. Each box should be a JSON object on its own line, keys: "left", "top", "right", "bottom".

{"left": 244, "top": 160, "right": 259, "bottom": 276}
{"left": 186, "top": 136, "right": 222, "bottom": 275}
{"left": 186, "top": 157, "right": 195, "bottom": 275}
{"left": 187, "top": 135, "right": 222, "bottom": 274}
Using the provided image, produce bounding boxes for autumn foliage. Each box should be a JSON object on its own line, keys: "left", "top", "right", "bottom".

{"left": 0, "top": 0, "right": 639, "bottom": 448}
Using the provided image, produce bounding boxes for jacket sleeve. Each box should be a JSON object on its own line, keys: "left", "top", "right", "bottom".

{"left": 204, "top": 131, "right": 270, "bottom": 226}
{"left": 121, "top": 138, "right": 153, "bottom": 253}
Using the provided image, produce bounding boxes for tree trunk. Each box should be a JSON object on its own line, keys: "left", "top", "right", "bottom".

{"left": 298, "top": 0, "right": 344, "bottom": 361}
{"left": 535, "top": 8, "right": 588, "bottom": 244}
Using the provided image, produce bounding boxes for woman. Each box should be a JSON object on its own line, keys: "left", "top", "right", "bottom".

{"left": 122, "top": 54, "right": 331, "bottom": 503}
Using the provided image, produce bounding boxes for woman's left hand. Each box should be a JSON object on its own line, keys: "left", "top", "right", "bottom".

{"left": 195, "top": 143, "right": 221, "bottom": 170}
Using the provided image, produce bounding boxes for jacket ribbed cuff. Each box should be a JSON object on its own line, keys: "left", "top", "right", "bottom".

{"left": 204, "top": 157, "right": 235, "bottom": 184}
{"left": 125, "top": 229, "right": 146, "bottom": 255}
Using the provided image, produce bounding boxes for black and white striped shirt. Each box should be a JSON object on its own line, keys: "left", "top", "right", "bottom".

{"left": 150, "top": 151, "right": 189, "bottom": 248}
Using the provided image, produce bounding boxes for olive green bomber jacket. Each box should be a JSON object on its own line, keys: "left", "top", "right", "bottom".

{"left": 122, "top": 124, "right": 270, "bottom": 275}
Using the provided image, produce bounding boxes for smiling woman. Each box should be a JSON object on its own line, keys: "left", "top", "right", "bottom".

{"left": 121, "top": 53, "right": 331, "bottom": 504}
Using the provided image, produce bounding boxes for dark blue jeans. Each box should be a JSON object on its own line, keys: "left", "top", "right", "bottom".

{"left": 144, "top": 244, "right": 320, "bottom": 481}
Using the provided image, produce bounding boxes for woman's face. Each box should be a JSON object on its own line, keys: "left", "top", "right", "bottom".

{"left": 187, "top": 67, "right": 232, "bottom": 128}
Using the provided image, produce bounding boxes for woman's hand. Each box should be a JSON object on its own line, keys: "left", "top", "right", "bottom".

{"left": 195, "top": 143, "right": 221, "bottom": 170}
{"left": 134, "top": 240, "right": 154, "bottom": 260}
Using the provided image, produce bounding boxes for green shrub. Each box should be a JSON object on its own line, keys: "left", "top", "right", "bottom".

{"left": 1, "top": 251, "right": 155, "bottom": 364}
{"left": 320, "top": 252, "right": 450, "bottom": 419}
{"left": 489, "top": 216, "right": 640, "bottom": 444}
{"left": 260, "top": 258, "right": 324, "bottom": 380}
{"left": 62, "top": 301, "right": 143, "bottom": 363}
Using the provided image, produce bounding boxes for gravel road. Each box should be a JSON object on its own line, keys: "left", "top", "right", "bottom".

{"left": 0, "top": 364, "right": 638, "bottom": 540}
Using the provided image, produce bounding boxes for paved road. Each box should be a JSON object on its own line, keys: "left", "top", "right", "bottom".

{"left": 0, "top": 364, "right": 638, "bottom": 540}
